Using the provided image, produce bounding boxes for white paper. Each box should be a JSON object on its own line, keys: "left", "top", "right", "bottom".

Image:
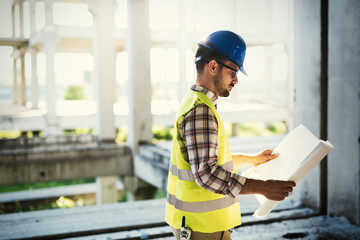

{"left": 241, "top": 125, "right": 334, "bottom": 219}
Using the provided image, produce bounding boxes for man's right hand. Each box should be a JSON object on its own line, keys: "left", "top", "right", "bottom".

{"left": 240, "top": 178, "right": 296, "bottom": 201}
{"left": 260, "top": 179, "right": 296, "bottom": 201}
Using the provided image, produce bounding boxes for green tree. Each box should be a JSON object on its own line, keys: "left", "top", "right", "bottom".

{"left": 64, "top": 85, "right": 88, "bottom": 100}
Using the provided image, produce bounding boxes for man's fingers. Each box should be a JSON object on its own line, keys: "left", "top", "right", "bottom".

{"left": 264, "top": 149, "right": 273, "bottom": 155}
{"left": 287, "top": 181, "right": 296, "bottom": 187}
{"left": 263, "top": 180, "right": 297, "bottom": 201}
{"left": 267, "top": 154, "right": 279, "bottom": 160}
{"left": 271, "top": 193, "right": 288, "bottom": 201}
{"left": 280, "top": 180, "right": 296, "bottom": 187}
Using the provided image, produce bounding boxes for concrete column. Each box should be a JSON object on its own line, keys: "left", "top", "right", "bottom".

{"left": 96, "top": 176, "right": 118, "bottom": 204}
{"left": 90, "top": 0, "right": 117, "bottom": 143}
{"left": 124, "top": 0, "right": 155, "bottom": 201}
{"left": 20, "top": 52, "right": 26, "bottom": 106}
{"left": 286, "top": 0, "right": 295, "bottom": 130}
{"left": 89, "top": 0, "right": 118, "bottom": 205}
{"left": 30, "top": 48, "right": 39, "bottom": 109}
{"left": 18, "top": 0, "right": 24, "bottom": 37}
{"left": 293, "top": 0, "right": 321, "bottom": 210}
{"left": 29, "top": 0, "right": 36, "bottom": 35}
{"left": 29, "top": 0, "right": 39, "bottom": 109}
{"left": 40, "top": 0, "right": 59, "bottom": 136}
{"left": 123, "top": 176, "right": 157, "bottom": 201}
{"left": 43, "top": 41, "right": 58, "bottom": 136}
{"left": 126, "top": 0, "right": 153, "bottom": 154}
{"left": 13, "top": 58, "right": 18, "bottom": 104}
{"left": 12, "top": 1, "right": 18, "bottom": 104}
{"left": 44, "top": 0, "right": 54, "bottom": 27}
{"left": 11, "top": 3, "right": 15, "bottom": 37}
{"left": 328, "top": 0, "right": 360, "bottom": 226}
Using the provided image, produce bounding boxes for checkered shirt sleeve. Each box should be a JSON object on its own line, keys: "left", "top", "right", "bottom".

{"left": 179, "top": 103, "right": 246, "bottom": 198}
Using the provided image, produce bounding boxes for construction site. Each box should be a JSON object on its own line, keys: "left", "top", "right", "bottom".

{"left": 0, "top": 0, "right": 359, "bottom": 239}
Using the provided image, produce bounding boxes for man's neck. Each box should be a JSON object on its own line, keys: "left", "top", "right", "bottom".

{"left": 195, "top": 76, "right": 218, "bottom": 97}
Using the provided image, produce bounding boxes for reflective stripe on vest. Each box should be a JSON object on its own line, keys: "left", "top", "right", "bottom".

{"left": 167, "top": 193, "right": 239, "bottom": 213}
{"left": 169, "top": 161, "right": 235, "bottom": 181}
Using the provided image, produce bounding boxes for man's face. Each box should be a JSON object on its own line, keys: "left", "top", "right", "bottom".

{"left": 213, "top": 61, "right": 239, "bottom": 97}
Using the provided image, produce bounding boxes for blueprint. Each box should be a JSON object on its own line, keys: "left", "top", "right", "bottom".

{"left": 241, "top": 124, "right": 334, "bottom": 219}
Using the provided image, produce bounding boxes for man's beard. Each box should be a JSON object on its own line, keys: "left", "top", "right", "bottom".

{"left": 213, "top": 71, "right": 230, "bottom": 97}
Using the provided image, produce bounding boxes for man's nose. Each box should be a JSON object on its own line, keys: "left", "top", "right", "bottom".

{"left": 233, "top": 77, "right": 238, "bottom": 84}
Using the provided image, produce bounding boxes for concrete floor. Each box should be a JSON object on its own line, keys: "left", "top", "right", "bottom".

{"left": 1, "top": 196, "right": 360, "bottom": 240}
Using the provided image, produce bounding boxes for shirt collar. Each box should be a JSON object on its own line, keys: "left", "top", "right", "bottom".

{"left": 191, "top": 84, "right": 218, "bottom": 106}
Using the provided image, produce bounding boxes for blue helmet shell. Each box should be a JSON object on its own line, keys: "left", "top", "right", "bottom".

{"left": 198, "top": 30, "right": 247, "bottom": 76}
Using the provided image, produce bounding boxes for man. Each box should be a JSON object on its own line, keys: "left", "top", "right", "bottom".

{"left": 165, "top": 30, "right": 296, "bottom": 240}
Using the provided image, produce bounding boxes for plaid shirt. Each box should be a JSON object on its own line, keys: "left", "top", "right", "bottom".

{"left": 178, "top": 85, "right": 246, "bottom": 198}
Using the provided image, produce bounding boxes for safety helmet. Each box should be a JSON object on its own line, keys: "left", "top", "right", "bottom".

{"left": 196, "top": 30, "right": 247, "bottom": 76}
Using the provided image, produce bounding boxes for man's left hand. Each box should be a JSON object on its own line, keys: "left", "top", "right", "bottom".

{"left": 253, "top": 149, "right": 279, "bottom": 166}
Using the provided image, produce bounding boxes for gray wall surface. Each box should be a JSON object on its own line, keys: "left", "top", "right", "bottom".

{"left": 293, "top": 0, "right": 322, "bottom": 210}
{"left": 327, "top": 0, "right": 360, "bottom": 226}
{"left": 294, "top": 0, "right": 360, "bottom": 226}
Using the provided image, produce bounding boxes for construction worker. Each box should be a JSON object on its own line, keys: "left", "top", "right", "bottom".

{"left": 165, "top": 30, "right": 296, "bottom": 240}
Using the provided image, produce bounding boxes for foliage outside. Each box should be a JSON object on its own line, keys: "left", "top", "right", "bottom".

{"left": 64, "top": 85, "right": 89, "bottom": 100}
{"left": 63, "top": 128, "right": 94, "bottom": 135}
{"left": 0, "top": 179, "right": 95, "bottom": 193}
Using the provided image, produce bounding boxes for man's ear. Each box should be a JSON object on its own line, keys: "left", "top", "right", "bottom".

{"left": 207, "top": 60, "right": 218, "bottom": 76}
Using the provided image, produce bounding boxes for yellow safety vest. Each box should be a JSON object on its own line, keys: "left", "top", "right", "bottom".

{"left": 165, "top": 89, "right": 242, "bottom": 233}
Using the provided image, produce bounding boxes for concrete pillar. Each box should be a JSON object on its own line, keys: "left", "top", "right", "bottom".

{"left": 29, "top": 0, "right": 36, "bottom": 35}
{"left": 20, "top": 52, "right": 26, "bottom": 106}
{"left": 90, "top": 0, "right": 117, "bottom": 143}
{"left": 123, "top": 176, "right": 157, "bottom": 201}
{"left": 43, "top": 41, "right": 58, "bottom": 136}
{"left": 89, "top": 0, "right": 118, "bottom": 204}
{"left": 12, "top": 1, "right": 18, "bottom": 104}
{"left": 293, "top": 0, "right": 321, "bottom": 210}
{"left": 126, "top": 0, "right": 153, "bottom": 154}
{"left": 44, "top": 0, "right": 54, "bottom": 26}
{"left": 30, "top": 48, "right": 39, "bottom": 109}
{"left": 328, "top": 0, "right": 360, "bottom": 226}
{"left": 286, "top": 0, "right": 295, "bottom": 130}
{"left": 124, "top": 0, "right": 155, "bottom": 201}
{"left": 13, "top": 58, "right": 19, "bottom": 104}
{"left": 231, "top": 123, "right": 239, "bottom": 137}
{"left": 41, "top": 0, "right": 59, "bottom": 136}
{"left": 29, "top": 0, "right": 39, "bottom": 109}
{"left": 18, "top": 0, "right": 24, "bottom": 37}
{"left": 11, "top": 3, "right": 15, "bottom": 37}
{"left": 96, "top": 176, "right": 118, "bottom": 204}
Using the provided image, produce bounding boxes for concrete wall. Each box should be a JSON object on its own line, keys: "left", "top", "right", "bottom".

{"left": 327, "top": 0, "right": 360, "bottom": 226}
{"left": 293, "top": 0, "right": 322, "bottom": 210}
{"left": 294, "top": 0, "right": 360, "bottom": 226}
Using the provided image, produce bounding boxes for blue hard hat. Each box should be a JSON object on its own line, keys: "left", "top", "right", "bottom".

{"left": 197, "top": 30, "right": 248, "bottom": 76}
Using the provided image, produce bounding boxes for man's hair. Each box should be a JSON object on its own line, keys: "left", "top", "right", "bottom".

{"left": 194, "top": 45, "right": 228, "bottom": 74}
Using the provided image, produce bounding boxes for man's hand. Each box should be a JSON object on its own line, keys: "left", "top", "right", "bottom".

{"left": 260, "top": 180, "right": 296, "bottom": 201}
{"left": 232, "top": 149, "right": 279, "bottom": 168}
{"left": 253, "top": 149, "right": 279, "bottom": 166}
{"left": 240, "top": 178, "right": 296, "bottom": 201}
